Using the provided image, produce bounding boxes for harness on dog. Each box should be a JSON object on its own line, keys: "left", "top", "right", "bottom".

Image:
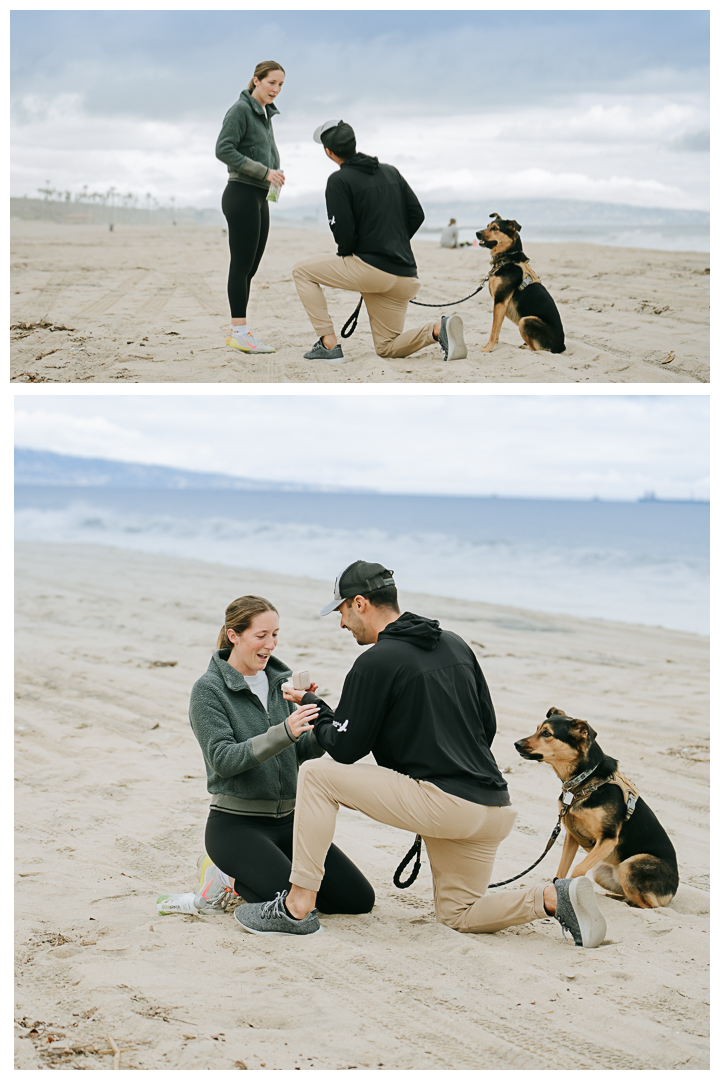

{"left": 559, "top": 769, "right": 639, "bottom": 820}
{"left": 491, "top": 256, "right": 542, "bottom": 292}
{"left": 516, "top": 260, "right": 542, "bottom": 292}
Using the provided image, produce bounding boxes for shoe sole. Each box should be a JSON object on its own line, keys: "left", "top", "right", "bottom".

{"left": 444, "top": 315, "right": 467, "bottom": 361}
{"left": 226, "top": 339, "right": 275, "bottom": 354}
{"left": 238, "top": 923, "right": 325, "bottom": 936}
{"left": 569, "top": 876, "right": 606, "bottom": 948}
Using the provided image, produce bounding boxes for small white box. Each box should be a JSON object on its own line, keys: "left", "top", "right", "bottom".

{"left": 292, "top": 670, "right": 311, "bottom": 690}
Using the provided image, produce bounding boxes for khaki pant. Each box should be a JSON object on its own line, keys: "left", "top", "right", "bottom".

{"left": 292, "top": 253, "right": 436, "bottom": 359}
{"left": 290, "top": 757, "right": 548, "bottom": 933}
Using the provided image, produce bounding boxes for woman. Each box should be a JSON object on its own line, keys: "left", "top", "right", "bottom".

{"left": 189, "top": 595, "right": 374, "bottom": 915}
{"left": 216, "top": 61, "right": 287, "bottom": 355}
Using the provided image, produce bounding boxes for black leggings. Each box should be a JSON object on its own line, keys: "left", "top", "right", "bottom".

{"left": 221, "top": 181, "right": 269, "bottom": 318}
{"left": 205, "top": 809, "right": 375, "bottom": 915}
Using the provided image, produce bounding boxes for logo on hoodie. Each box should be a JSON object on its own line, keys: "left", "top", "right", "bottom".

{"left": 332, "top": 719, "right": 349, "bottom": 733}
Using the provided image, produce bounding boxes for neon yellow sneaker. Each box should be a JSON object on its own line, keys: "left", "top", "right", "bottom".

{"left": 226, "top": 328, "right": 275, "bottom": 353}
{"left": 197, "top": 853, "right": 234, "bottom": 912}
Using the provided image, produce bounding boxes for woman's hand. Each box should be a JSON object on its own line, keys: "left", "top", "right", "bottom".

{"left": 286, "top": 703, "right": 319, "bottom": 739}
{"left": 282, "top": 682, "right": 318, "bottom": 705}
{"left": 266, "top": 169, "right": 285, "bottom": 188}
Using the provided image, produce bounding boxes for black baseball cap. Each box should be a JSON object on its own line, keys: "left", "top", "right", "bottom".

{"left": 319, "top": 560, "right": 395, "bottom": 617}
{"left": 313, "top": 119, "right": 356, "bottom": 157}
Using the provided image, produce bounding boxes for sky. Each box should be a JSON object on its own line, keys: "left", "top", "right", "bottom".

{"left": 10, "top": 9, "right": 709, "bottom": 212}
{"left": 14, "top": 395, "right": 709, "bottom": 502}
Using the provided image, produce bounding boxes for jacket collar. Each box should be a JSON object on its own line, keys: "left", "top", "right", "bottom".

{"left": 241, "top": 88, "right": 280, "bottom": 118}
{"left": 211, "top": 649, "right": 290, "bottom": 691}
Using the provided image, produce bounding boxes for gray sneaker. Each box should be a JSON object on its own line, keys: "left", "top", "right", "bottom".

{"left": 303, "top": 339, "right": 346, "bottom": 363}
{"left": 554, "top": 876, "right": 607, "bottom": 948}
{"left": 234, "top": 890, "right": 323, "bottom": 936}
{"left": 438, "top": 314, "right": 467, "bottom": 361}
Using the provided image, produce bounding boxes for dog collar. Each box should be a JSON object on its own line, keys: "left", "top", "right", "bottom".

{"left": 562, "top": 762, "right": 600, "bottom": 792}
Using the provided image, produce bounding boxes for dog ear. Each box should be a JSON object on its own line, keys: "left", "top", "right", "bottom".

{"left": 546, "top": 707, "right": 566, "bottom": 718}
{"left": 505, "top": 219, "right": 521, "bottom": 233}
{"left": 568, "top": 718, "right": 597, "bottom": 743}
{"left": 488, "top": 212, "right": 501, "bottom": 221}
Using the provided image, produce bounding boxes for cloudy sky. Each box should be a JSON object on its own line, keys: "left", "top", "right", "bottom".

{"left": 11, "top": 9, "right": 709, "bottom": 211}
{"left": 14, "top": 394, "right": 709, "bottom": 502}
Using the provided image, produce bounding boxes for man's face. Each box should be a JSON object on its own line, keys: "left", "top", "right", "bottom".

{"left": 338, "top": 598, "right": 373, "bottom": 645}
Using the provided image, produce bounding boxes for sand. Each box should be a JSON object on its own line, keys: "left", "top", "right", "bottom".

{"left": 14, "top": 541, "right": 709, "bottom": 1070}
{"left": 10, "top": 221, "right": 709, "bottom": 383}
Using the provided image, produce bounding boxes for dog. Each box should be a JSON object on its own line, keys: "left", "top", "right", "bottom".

{"left": 514, "top": 708, "right": 678, "bottom": 908}
{"left": 476, "top": 213, "right": 565, "bottom": 353}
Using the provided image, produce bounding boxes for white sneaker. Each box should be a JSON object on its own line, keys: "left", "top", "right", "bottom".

{"left": 226, "top": 329, "right": 275, "bottom": 354}
{"left": 197, "top": 853, "right": 235, "bottom": 913}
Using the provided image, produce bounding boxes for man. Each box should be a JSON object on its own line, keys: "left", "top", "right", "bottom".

{"left": 292, "top": 121, "right": 467, "bottom": 365}
{"left": 235, "top": 561, "right": 608, "bottom": 948}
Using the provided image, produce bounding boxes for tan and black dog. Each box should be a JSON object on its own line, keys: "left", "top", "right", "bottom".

{"left": 476, "top": 213, "right": 565, "bottom": 353}
{"left": 515, "top": 708, "right": 678, "bottom": 908}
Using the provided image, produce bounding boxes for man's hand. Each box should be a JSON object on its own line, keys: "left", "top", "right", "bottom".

{"left": 286, "top": 703, "right": 319, "bottom": 739}
{"left": 266, "top": 169, "right": 285, "bottom": 188}
{"left": 282, "top": 682, "right": 319, "bottom": 705}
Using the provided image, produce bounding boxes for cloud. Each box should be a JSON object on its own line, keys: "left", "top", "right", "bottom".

{"left": 10, "top": 10, "right": 709, "bottom": 210}
{"left": 14, "top": 397, "right": 709, "bottom": 502}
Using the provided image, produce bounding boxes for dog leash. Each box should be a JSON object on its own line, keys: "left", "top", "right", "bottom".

{"left": 341, "top": 275, "right": 490, "bottom": 339}
{"left": 394, "top": 816, "right": 562, "bottom": 891}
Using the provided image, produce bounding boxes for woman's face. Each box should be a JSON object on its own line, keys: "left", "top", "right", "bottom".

{"left": 227, "top": 610, "right": 280, "bottom": 675}
{"left": 252, "top": 70, "right": 285, "bottom": 106}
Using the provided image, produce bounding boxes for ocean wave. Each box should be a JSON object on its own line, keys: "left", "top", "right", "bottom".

{"left": 15, "top": 502, "right": 708, "bottom": 634}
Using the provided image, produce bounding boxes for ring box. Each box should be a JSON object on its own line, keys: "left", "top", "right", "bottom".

{"left": 282, "top": 670, "right": 312, "bottom": 693}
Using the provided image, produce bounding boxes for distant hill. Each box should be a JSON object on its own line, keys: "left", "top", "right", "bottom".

{"left": 14, "top": 448, "right": 367, "bottom": 493}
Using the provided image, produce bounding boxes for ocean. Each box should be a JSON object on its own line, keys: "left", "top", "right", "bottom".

{"left": 14, "top": 487, "right": 709, "bottom": 636}
{"left": 415, "top": 225, "right": 710, "bottom": 254}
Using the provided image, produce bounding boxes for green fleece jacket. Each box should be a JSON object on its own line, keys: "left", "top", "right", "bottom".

{"left": 189, "top": 650, "right": 323, "bottom": 817}
{"left": 215, "top": 89, "right": 281, "bottom": 190}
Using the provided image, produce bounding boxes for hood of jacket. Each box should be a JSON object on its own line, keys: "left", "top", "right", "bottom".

{"left": 378, "top": 611, "right": 442, "bottom": 651}
{"left": 240, "top": 87, "right": 280, "bottom": 119}
{"left": 341, "top": 152, "right": 379, "bottom": 175}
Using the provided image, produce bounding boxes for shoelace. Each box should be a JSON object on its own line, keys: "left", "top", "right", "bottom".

{"left": 215, "top": 888, "right": 234, "bottom": 911}
{"left": 260, "top": 890, "right": 288, "bottom": 920}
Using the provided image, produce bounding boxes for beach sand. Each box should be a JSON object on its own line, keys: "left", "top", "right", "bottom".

{"left": 10, "top": 221, "right": 709, "bottom": 383}
{"left": 15, "top": 542, "right": 709, "bottom": 1070}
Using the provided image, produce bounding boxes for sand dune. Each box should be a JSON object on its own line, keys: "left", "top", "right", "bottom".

{"left": 10, "top": 221, "right": 709, "bottom": 383}
{"left": 14, "top": 542, "right": 709, "bottom": 1070}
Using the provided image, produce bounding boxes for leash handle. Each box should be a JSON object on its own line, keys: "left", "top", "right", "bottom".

{"left": 341, "top": 297, "right": 363, "bottom": 338}
{"left": 393, "top": 834, "right": 422, "bottom": 889}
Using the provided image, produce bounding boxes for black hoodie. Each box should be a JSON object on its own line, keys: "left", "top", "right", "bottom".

{"left": 304, "top": 612, "right": 510, "bottom": 806}
{"left": 325, "top": 154, "right": 425, "bottom": 277}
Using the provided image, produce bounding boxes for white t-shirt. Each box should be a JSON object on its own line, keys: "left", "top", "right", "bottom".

{"left": 243, "top": 670, "right": 269, "bottom": 711}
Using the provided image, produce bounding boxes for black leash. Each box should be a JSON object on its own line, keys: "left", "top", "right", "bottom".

{"left": 393, "top": 816, "right": 562, "bottom": 890}
{"left": 340, "top": 275, "right": 490, "bottom": 339}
